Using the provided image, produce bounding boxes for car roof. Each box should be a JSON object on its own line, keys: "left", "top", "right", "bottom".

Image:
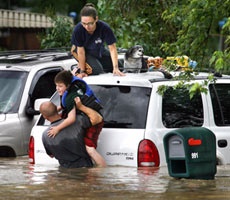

{"left": 84, "top": 71, "right": 230, "bottom": 88}
{"left": 84, "top": 71, "right": 167, "bottom": 87}
{"left": 0, "top": 50, "right": 74, "bottom": 72}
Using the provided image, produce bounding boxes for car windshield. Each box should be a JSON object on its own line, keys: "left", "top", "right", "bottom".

{"left": 0, "top": 70, "right": 28, "bottom": 113}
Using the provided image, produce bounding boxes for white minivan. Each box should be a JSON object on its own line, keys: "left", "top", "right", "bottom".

{"left": 29, "top": 71, "right": 230, "bottom": 167}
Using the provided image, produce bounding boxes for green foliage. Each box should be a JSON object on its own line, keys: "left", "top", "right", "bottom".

{"left": 98, "top": 0, "right": 229, "bottom": 98}
{"left": 210, "top": 49, "right": 230, "bottom": 73}
{"left": 40, "top": 16, "right": 73, "bottom": 49}
{"left": 157, "top": 69, "right": 216, "bottom": 99}
{"left": 98, "top": 0, "right": 230, "bottom": 72}
{"left": 189, "top": 82, "right": 208, "bottom": 99}
{"left": 97, "top": 0, "right": 178, "bottom": 56}
{"left": 161, "top": 0, "right": 229, "bottom": 71}
{"left": 157, "top": 74, "right": 210, "bottom": 99}
{"left": 210, "top": 17, "right": 230, "bottom": 74}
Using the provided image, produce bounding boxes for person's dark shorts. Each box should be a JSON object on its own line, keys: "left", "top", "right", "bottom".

{"left": 84, "top": 121, "right": 104, "bottom": 148}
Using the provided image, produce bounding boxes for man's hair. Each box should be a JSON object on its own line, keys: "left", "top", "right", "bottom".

{"left": 54, "top": 70, "right": 73, "bottom": 86}
{"left": 80, "top": 3, "right": 98, "bottom": 19}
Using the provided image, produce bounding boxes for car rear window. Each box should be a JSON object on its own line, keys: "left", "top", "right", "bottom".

{"left": 209, "top": 83, "right": 230, "bottom": 126}
{"left": 162, "top": 87, "right": 204, "bottom": 128}
{"left": 90, "top": 85, "right": 151, "bottom": 128}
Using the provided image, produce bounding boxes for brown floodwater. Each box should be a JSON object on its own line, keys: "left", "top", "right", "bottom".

{"left": 0, "top": 156, "right": 229, "bottom": 200}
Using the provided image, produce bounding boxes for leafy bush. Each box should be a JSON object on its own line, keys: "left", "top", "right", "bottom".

{"left": 40, "top": 16, "right": 73, "bottom": 49}
{"left": 97, "top": 0, "right": 230, "bottom": 73}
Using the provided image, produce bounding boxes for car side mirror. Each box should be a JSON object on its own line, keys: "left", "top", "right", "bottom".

{"left": 34, "top": 98, "right": 50, "bottom": 112}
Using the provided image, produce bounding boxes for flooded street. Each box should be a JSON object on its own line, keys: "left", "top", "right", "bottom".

{"left": 0, "top": 156, "right": 229, "bottom": 200}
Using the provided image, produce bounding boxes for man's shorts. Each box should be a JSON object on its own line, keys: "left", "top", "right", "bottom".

{"left": 84, "top": 121, "right": 104, "bottom": 148}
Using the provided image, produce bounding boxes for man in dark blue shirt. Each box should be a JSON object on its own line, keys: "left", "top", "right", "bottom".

{"left": 71, "top": 3, "right": 125, "bottom": 77}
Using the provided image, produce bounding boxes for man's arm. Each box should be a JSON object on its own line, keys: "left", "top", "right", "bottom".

{"left": 108, "top": 43, "right": 125, "bottom": 76}
{"left": 75, "top": 97, "right": 103, "bottom": 126}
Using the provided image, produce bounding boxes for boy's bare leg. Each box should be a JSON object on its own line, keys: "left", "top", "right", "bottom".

{"left": 86, "top": 146, "right": 106, "bottom": 167}
{"left": 74, "top": 97, "right": 102, "bottom": 126}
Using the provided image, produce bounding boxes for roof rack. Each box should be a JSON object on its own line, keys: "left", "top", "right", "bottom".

{"left": 191, "top": 67, "right": 225, "bottom": 78}
{"left": 0, "top": 49, "right": 73, "bottom": 63}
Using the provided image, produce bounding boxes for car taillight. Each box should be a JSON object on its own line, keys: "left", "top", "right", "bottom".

{"left": 138, "top": 139, "right": 160, "bottom": 167}
{"left": 28, "top": 136, "right": 35, "bottom": 164}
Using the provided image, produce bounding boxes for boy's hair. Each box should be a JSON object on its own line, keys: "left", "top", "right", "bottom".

{"left": 80, "top": 3, "right": 98, "bottom": 19}
{"left": 54, "top": 70, "right": 73, "bottom": 86}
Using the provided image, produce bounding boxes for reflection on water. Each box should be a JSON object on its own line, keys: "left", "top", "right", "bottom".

{"left": 0, "top": 156, "right": 230, "bottom": 199}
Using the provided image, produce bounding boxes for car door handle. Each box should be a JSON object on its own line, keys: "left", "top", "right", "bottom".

{"left": 218, "top": 139, "right": 228, "bottom": 148}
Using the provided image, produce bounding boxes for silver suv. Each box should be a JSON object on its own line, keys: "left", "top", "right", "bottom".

{"left": 0, "top": 50, "right": 77, "bottom": 156}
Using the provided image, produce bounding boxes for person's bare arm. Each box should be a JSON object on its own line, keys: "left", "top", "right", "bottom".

{"left": 48, "top": 107, "right": 76, "bottom": 137}
{"left": 75, "top": 97, "right": 103, "bottom": 126}
{"left": 71, "top": 45, "right": 92, "bottom": 77}
{"left": 77, "top": 46, "right": 88, "bottom": 78}
{"left": 108, "top": 43, "right": 125, "bottom": 76}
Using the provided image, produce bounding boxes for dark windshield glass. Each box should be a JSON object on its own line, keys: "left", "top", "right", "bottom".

{"left": 162, "top": 87, "right": 204, "bottom": 128}
{"left": 209, "top": 83, "right": 230, "bottom": 126}
{"left": 0, "top": 70, "right": 27, "bottom": 113}
{"left": 90, "top": 85, "right": 151, "bottom": 128}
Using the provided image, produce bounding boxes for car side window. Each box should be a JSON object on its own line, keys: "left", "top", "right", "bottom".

{"left": 162, "top": 87, "right": 204, "bottom": 128}
{"left": 209, "top": 83, "right": 230, "bottom": 126}
{"left": 90, "top": 85, "right": 151, "bottom": 128}
{"left": 32, "top": 72, "right": 57, "bottom": 99}
{"left": 26, "top": 69, "right": 62, "bottom": 116}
